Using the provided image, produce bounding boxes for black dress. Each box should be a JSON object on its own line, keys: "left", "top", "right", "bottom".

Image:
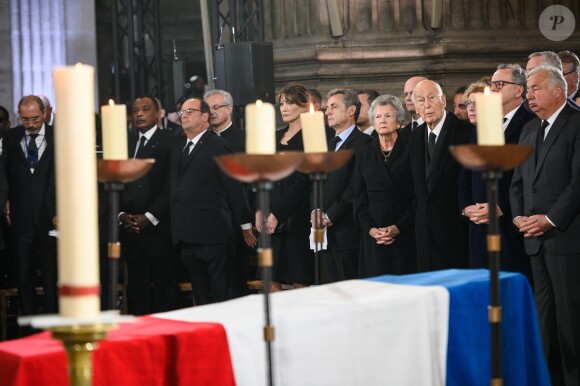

{"left": 268, "top": 127, "right": 314, "bottom": 283}
{"left": 353, "top": 128, "right": 417, "bottom": 277}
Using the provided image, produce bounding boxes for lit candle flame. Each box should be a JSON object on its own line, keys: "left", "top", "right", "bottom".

{"left": 310, "top": 103, "right": 314, "bottom": 114}
{"left": 74, "top": 62, "right": 84, "bottom": 70}
{"left": 109, "top": 99, "right": 115, "bottom": 107}
{"left": 256, "top": 100, "right": 263, "bottom": 107}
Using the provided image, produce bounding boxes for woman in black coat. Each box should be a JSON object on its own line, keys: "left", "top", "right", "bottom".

{"left": 255, "top": 83, "right": 313, "bottom": 291}
{"left": 353, "top": 95, "right": 417, "bottom": 277}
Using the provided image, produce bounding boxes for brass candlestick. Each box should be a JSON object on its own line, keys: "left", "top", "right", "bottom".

{"left": 297, "top": 151, "right": 354, "bottom": 285}
{"left": 214, "top": 152, "right": 304, "bottom": 386}
{"left": 96, "top": 159, "right": 155, "bottom": 310}
{"left": 449, "top": 144, "right": 532, "bottom": 386}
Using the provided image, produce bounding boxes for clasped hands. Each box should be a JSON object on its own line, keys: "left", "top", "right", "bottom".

{"left": 310, "top": 209, "right": 332, "bottom": 229}
{"left": 369, "top": 225, "right": 400, "bottom": 245}
{"left": 463, "top": 203, "right": 503, "bottom": 224}
{"left": 255, "top": 210, "right": 279, "bottom": 235}
{"left": 514, "top": 215, "right": 553, "bottom": 238}
{"left": 120, "top": 213, "right": 151, "bottom": 233}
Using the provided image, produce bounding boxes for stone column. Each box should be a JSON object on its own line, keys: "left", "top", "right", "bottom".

{"left": 0, "top": 0, "right": 14, "bottom": 116}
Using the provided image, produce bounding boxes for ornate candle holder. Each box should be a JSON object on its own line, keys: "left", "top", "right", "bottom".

{"left": 449, "top": 144, "right": 532, "bottom": 386}
{"left": 296, "top": 150, "right": 354, "bottom": 285}
{"left": 214, "top": 152, "right": 304, "bottom": 386}
{"left": 96, "top": 159, "right": 155, "bottom": 310}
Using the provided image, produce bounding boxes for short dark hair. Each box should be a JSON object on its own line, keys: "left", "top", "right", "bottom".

{"left": 327, "top": 88, "right": 361, "bottom": 122}
{"left": 454, "top": 86, "right": 467, "bottom": 95}
{"left": 307, "top": 88, "right": 322, "bottom": 104}
{"left": 133, "top": 96, "right": 160, "bottom": 111}
{"left": 0, "top": 105, "right": 9, "bottom": 121}
{"left": 356, "top": 89, "right": 380, "bottom": 105}
{"left": 18, "top": 95, "right": 44, "bottom": 112}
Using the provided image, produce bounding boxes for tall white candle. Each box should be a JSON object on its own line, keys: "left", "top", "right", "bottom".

{"left": 53, "top": 64, "right": 100, "bottom": 317}
{"left": 246, "top": 100, "right": 276, "bottom": 154}
{"left": 476, "top": 87, "right": 505, "bottom": 145}
{"left": 101, "top": 100, "right": 128, "bottom": 160}
{"left": 300, "top": 104, "right": 328, "bottom": 153}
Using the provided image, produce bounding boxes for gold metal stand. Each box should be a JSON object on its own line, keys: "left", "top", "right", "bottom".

{"left": 297, "top": 151, "right": 354, "bottom": 284}
{"left": 450, "top": 144, "right": 532, "bottom": 386}
{"left": 51, "top": 324, "right": 113, "bottom": 386}
{"left": 96, "top": 159, "right": 154, "bottom": 310}
{"left": 215, "top": 151, "right": 304, "bottom": 386}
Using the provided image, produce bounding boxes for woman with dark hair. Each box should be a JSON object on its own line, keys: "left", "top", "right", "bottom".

{"left": 255, "top": 83, "right": 313, "bottom": 291}
{"left": 353, "top": 95, "right": 416, "bottom": 277}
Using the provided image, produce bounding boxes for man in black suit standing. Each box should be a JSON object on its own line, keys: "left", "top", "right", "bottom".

{"left": 169, "top": 98, "right": 253, "bottom": 305}
{"left": 204, "top": 89, "right": 256, "bottom": 296}
{"left": 3, "top": 96, "right": 57, "bottom": 315}
{"left": 409, "top": 80, "right": 471, "bottom": 272}
{"left": 313, "top": 89, "right": 372, "bottom": 282}
{"left": 119, "top": 96, "right": 178, "bottom": 315}
{"left": 459, "top": 64, "right": 535, "bottom": 281}
{"left": 510, "top": 66, "right": 580, "bottom": 386}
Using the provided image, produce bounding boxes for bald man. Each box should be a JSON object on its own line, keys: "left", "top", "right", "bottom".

{"left": 401, "top": 76, "right": 428, "bottom": 132}
{"left": 409, "top": 80, "right": 471, "bottom": 272}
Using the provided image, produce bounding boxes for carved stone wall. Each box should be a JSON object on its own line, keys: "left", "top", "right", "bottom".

{"left": 264, "top": 0, "right": 580, "bottom": 102}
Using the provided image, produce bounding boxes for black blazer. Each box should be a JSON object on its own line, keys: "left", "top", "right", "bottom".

{"left": 3, "top": 125, "right": 56, "bottom": 234}
{"left": 169, "top": 130, "right": 252, "bottom": 245}
{"left": 121, "top": 128, "right": 175, "bottom": 236}
{"left": 323, "top": 127, "right": 373, "bottom": 250}
{"left": 510, "top": 103, "right": 580, "bottom": 255}
{"left": 217, "top": 123, "right": 245, "bottom": 153}
{"left": 409, "top": 113, "right": 471, "bottom": 271}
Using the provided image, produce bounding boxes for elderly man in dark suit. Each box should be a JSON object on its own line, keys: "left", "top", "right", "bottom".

{"left": 459, "top": 64, "right": 535, "bottom": 281}
{"left": 510, "top": 65, "right": 580, "bottom": 386}
{"left": 313, "top": 89, "right": 372, "bottom": 282}
{"left": 3, "top": 96, "right": 57, "bottom": 315}
{"left": 119, "top": 96, "right": 178, "bottom": 315}
{"left": 169, "top": 97, "right": 253, "bottom": 305}
{"left": 409, "top": 80, "right": 471, "bottom": 272}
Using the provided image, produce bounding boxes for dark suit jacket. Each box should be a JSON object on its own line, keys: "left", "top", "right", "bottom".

{"left": 323, "top": 127, "right": 373, "bottom": 250}
{"left": 216, "top": 123, "right": 245, "bottom": 153}
{"left": 169, "top": 130, "right": 252, "bottom": 245}
{"left": 0, "top": 157, "right": 9, "bottom": 249}
{"left": 121, "top": 128, "right": 174, "bottom": 237}
{"left": 510, "top": 103, "right": 580, "bottom": 256}
{"left": 458, "top": 104, "right": 535, "bottom": 273}
{"left": 3, "top": 125, "right": 56, "bottom": 234}
{"left": 409, "top": 113, "right": 471, "bottom": 271}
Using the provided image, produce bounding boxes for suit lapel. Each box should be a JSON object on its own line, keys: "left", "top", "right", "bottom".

{"left": 337, "top": 127, "right": 359, "bottom": 150}
{"left": 33, "top": 126, "right": 54, "bottom": 169}
{"left": 534, "top": 107, "right": 569, "bottom": 181}
{"left": 426, "top": 115, "right": 452, "bottom": 191}
{"left": 181, "top": 130, "right": 210, "bottom": 171}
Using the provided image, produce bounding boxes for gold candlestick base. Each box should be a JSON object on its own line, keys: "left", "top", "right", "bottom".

{"left": 51, "top": 323, "right": 113, "bottom": 386}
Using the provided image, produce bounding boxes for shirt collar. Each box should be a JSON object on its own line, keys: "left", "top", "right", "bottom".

{"left": 139, "top": 125, "right": 158, "bottom": 141}
{"left": 503, "top": 105, "right": 521, "bottom": 130}
{"left": 214, "top": 121, "right": 233, "bottom": 136}
{"left": 544, "top": 101, "right": 567, "bottom": 127}
{"left": 337, "top": 124, "right": 356, "bottom": 141}
{"left": 189, "top": 128, "right": 207, "bottom": 144}
{"left": 427, "top": 111, "right": 446, "bottom": 138}
{"left": 413, "top": 117, "right": 425, "bottom": 126}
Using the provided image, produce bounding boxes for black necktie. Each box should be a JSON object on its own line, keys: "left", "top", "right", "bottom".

{"left": 328, "top": 136, "right": 340, "bottom": 151}
{"left": 27, "top": 133, "right": 39, "bottom": 168}
{"left": 427, "top": 132, "right": 437, "bottom": 162}
{"left": 179, "top": 141, "right": 193, "bottom": 171}
{"left": 412, "top": 121, "right": 418, "bottom": 131}
{"left": 135, "top": 136, "right": 147, "bottom": 158}
{"left": 536, "top": 120, "right": 549, "bottom": 162}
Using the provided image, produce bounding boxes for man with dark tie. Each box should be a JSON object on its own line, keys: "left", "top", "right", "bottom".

{"left": 169, "top": 98, "right": 253, "bottom": 305}
{"left": 409, "top": 80, "right": 471, "bottom": 272}
{"left": 459, "top": 64, "right": 535, "bottom": 281}
{"left": 313, "top": 89, "right": 372, "bottom": 282}
{"left": 401, "top": 76, "right": 427, "bottom": 133}
{"left": 3, "top": 96, "right": 57, "bottom": 315}
{"left": 119, "top": 96, "right": 177, "bottom": 315}
{"left": 510, "top": 65, "right": 580, "bottom": 386}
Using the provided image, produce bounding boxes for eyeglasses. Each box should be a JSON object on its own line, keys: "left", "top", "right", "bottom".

{"left": 454, "top": 103, "right": 466, "bottom": 110}
{"left": 177, "top": 108, "right": 202, "bottom": 117}
{"left": 209, "top": 104, "right": 230, "bottom": 111}
{"left": 20, "top": 116, "right": 42, "bottom": 123}
{"left": 563, "top": 69, "right": 577, "bottom": 76}
{"left": 490, "top": 80, "right": 519, "bottom": 90}
{"left": 465, "top": 100, "right": 477, "bottom": 109}
{"left": 402, "top": 91, "right": 413, "bottom": 98}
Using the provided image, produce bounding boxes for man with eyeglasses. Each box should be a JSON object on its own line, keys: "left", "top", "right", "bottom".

{"left": 3, "top": 96, "right": 57, "bottom": 317}
{"left": 118, "top": 96, "right": 178, "bottom": 315}
{"left": 558, "top": 50, "right": 580, "bottom": 109}
{"left": 452, "top": 86, "right": 469, "bottom": 121}
{"left": 459, "top": 64, "right": 535, "bottom": 282}
{"left": 203, "top": 90, "right": 244, "bottom": 153}
{"left": 401, "top": 76, "right": 427, "bottom": 132}
{"left": 409, "top": 80, "right": 471, "bottom": 272}
{"left": 169, "top": 98, "right": 254, "bottom": 305}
